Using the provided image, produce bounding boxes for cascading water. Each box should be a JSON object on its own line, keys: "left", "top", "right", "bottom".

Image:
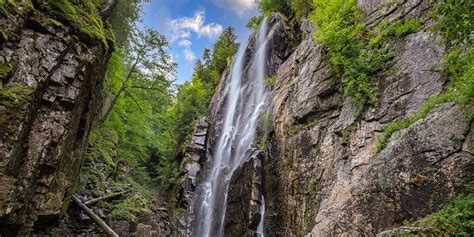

{"left": 191, "top": 18, "right": 269, "bottom": 236}
{"left": 256, "top": 195, "right": 265, "bottom": 236}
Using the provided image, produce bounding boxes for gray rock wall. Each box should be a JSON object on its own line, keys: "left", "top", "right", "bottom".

{"left": 0, "top": 2, "right": 114, "bottom": 234}
{"left": 181, "top": 0, "right": 473, "bottom": 236}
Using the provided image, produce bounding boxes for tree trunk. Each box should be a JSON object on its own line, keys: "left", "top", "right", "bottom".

{"left": 99, "top": 57, "right": 140, "bottom": 124}
{"left": 84, "top": 190, "right": 129, "bottom": 206}
{"left": 72, "top": 195, "right": 119, "bottom": 237}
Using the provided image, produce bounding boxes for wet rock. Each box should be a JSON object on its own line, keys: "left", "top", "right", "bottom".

{"left": 224, "top": 149, "right": 264, "bottom": 236}
{"left": 0, "top": 3, "right": 114, "bottom": 235}
{"left": 181, "top": 0, "right": 472, "bottom": 236}
{"left": 180, "top": 117, "right": 209, "bottom": 209}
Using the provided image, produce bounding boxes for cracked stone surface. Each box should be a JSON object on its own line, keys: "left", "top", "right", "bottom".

{"left": 0, "top": 4, "right": 113, "bottom": 235}
{"left": 179, "top": 0, "right": 472, "bottom": 236}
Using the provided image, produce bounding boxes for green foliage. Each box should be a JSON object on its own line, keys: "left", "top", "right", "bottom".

{"left": 0, "top": 0, "right": 34, "bottom": 19}
{"left": 310, "top": 0, "right": 394, "bottom": 110}
{"left": 173, "top": 77, "right": 207, "bottom": 146}
{"left": 415, "top": 194, "right": 474, "bottom": 236}
{"left": 109, "top": 0, "right": 141, "bottom": 50}
{"left": 88, "top": 26, "right": 175, "bottom": 193}
{"left": 264, "top": 75, "right": 277, "bottom": 86}
{"left": 37, "top": 0, "right": 111, "bottom": 46}
{"left": 46, "top": 18, "right": 64, "bottom": 28}
{"left": 256, "top": 0, "right": 312, "bottom": 22}
{"left": 0, "top": 0, "right": 14, "bottom": 18}
{"left": 444, "top": 47, "right": 474, "bottom": 106}
{"left": 111, "top": 195, "right": 152, "bottom": 222}
{"left": 432, "top": 0, "right": 473, "bottom": 46}
{"left": 246, "top": 15, "right": 264, "bottom": 32}
{"left": 0, "top": 60, "right": 17, "bottom": 80}
{"left": 291, "top": 0, "right": 313, "bottom": 21}
{"left": 0, "top": 83, "right": 34, "bottom": 106}
{"left": 377, "top": 19, "right": 422, "bottom": 38}
{"left": 258, "top": 0, "right": 293, "bottom": 17}
{"left": 0, "top": 29, "right": 7, "bottom": 44}
{"left": 87, "top": 128, "right": 118, "bottom": 167}
{"left": 211, "top": 27, "right": 239, "bottom": 75}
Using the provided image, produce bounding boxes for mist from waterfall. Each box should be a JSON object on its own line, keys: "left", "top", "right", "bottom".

{"left": 191, "top": 18, "right": 269, "bottom": 236}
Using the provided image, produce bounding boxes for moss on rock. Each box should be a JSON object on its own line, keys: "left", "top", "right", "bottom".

{"left": 37, "top": 0, "right": 114, "bottom": 47}
{"left": 0, "top": 60, "right": 17, "bottom": 81}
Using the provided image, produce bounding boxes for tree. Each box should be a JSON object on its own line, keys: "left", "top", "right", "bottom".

{"left": 109, "top": 0, "right": 141, "bottom": 49}
{"left": 172, "top": 76, "right": 207, "bottom": 146}
{"left": 101, "top": 27, "right": 176, "bottom": 123}
{"left": 246, "top": 15, "right": 264, "bottom": 31}
{"left": 258, "top": 0, "right": 293, "bottom": 17}
{"left": 291, "top": 0, "right": 313, "bottom": 21}
{"left": 211, "top": 26, "right": 239, "bottom": 75}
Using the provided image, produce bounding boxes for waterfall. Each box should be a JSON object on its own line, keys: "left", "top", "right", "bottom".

{"left": 191, "top": 18, "right": 269, "bottom": 236}
{"left": 256, "top": 195, "right": 265, "bottom": 236}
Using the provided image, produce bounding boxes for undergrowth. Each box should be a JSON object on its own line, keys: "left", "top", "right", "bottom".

{"left": 0, "top": 60, "right": 17, "bottom": 80}
{"left": 111, "top": 194, "right": 152, "bottom": 222}
{"left": 414, "top": 194, "right": 474, "bottom": 236}
{"left": 310, "top": 0, "right": 398, "bottom": 113}
{"left": 0, "top": 83, "right": 35, "bottom": 107}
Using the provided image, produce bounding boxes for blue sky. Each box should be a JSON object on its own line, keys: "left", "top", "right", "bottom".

{"left": 141, "top": 0, "right": 259, "bottom": 84}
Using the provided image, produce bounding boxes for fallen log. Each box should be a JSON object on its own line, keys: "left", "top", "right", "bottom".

{"left": 84, "top": 190, "right": 129, "bottom": 206}
{"left": 72, "top": 195, "right": 119, "bottom": 237}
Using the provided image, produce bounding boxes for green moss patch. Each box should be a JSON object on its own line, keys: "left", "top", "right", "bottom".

{"left": 0, "top": 0, "right": 34, "bottom": 18}
{"left": 111, "top": 194, "right": 152, "bottom": 222}
{"left": 37, "top": 0, "right": 113, "bottom": 47}
{"left": 0, "top": 83, "right": 35, "bottom": 135}
{"left": 0, "top": 82, "right": 35, "bottom": 107}
{"left": 0, "top": 60, "right": 17, "bottom": 81}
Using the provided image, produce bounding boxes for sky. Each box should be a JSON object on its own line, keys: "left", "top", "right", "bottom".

{"left": 141, "top": 0, "right": 259, "bottom": 84}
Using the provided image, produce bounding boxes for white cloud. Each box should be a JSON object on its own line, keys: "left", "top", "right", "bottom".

{"left": 212, "top": 0, "right": 257, "bottom": 16}
{"left": 168, "top": 11, "right": 223, "bottom": 42}
{"left": 183, "top": 48, "right": 196, "bottom": 61}
{"left": 178, "top": 39, "right": 192, "bottom": 47}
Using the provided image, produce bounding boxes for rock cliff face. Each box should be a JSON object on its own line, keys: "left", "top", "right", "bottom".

{"left": 0, "top": 1, "right": 114, "bottom": 234}
{"left": 184, "top": 0, "right": 473, "bottom": 236}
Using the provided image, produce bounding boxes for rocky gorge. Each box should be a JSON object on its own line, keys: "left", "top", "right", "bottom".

{"left": 181, "top": 0, "right": 473, "bottom": 236}
{"left": 0, "top": 0, "right": 472, "bottom": 236}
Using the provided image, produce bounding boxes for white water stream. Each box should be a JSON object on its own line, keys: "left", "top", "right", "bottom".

{"left": 191, "top": 18, "right": 269, "bottom": 236}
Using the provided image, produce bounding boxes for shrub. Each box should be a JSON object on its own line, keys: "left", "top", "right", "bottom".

{"left": 258, "top": 0, "right": 293, "bottom": 17}
{"left": 291, "top": 0, "right": 313, "bottom": 22}
{"left": 246, "top": 15, "right": 264, "bottom": 32}
{"left": 415, "top": 194, "right": 474, "bottom": 236}
{"left": 264, "top": 75, "right": 277, "bottom": 86}
{"left": 310, "top": 0, "right": 395, "bottom": 110}
{"left": 377, "top": 19, "right": 422, "bottom": 37}
{"left": 432, "top": 0, "right": 474, "bottom": 46}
